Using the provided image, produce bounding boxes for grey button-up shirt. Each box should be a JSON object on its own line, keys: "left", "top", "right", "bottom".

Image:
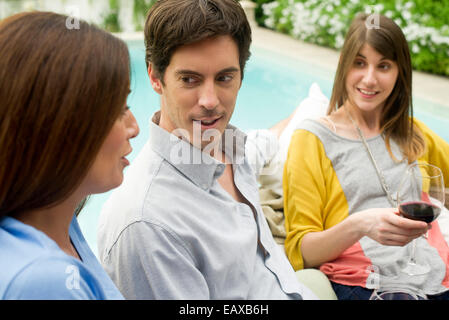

{"left": 97, "top": 115, "right": 316, "bottom": 300}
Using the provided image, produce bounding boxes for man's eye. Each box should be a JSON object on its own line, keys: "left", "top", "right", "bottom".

{"left": 217, "top": 74, "right": 233, "bottom": 82}
{"left": 181, "top": 76, "right": 197, "bottom": 84}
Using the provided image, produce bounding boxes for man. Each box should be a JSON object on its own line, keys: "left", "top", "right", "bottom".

{"left": 97, "top": 0, "right": 317, "bottom": 300}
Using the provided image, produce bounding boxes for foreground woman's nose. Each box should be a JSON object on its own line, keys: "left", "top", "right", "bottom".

{"left": 126, "top": 110, "right": 140, "bottom": 139}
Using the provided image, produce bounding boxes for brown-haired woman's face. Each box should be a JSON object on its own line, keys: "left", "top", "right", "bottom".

{"left": 82, "top": 106, "right": 140, "bottom": 194}
{"left": 345, "top": 43, "right": 398, "bottom": 113}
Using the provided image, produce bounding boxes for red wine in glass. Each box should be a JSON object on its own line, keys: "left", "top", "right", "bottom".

{"left": 399, "top": 201, "right": 441, "bottom": 223}
{"left": 397, "top": 163, "right": 445, "bottom": 276}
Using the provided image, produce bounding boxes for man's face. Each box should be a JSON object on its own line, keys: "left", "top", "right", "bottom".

{"left": 149, "top": 35, "right": 241, "bottom": 150}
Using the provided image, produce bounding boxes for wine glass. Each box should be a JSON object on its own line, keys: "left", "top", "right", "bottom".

{"left": 397, "top": 163, "right": 445, "bottom": 276}
{"left": 369, "top": 288, "right": 427, "bottom": 300}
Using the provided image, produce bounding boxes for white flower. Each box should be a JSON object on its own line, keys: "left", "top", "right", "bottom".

{"left": 374, "top": 4, "right": 384, "bottom": 12}
{"left": 336, "top": 34, "right": 345, "bottom": 48}
{"left": 403, "top": 11, "right": 412, "bottom": 20}
{"left": 405, "top": 2, "right": 414, "bottom": 10}
{"left": 265, "top": 17, "right": 275, "bottom": 28}
{"left": 262, "top": 2, "right": 277, "bottom": 16}
{"left": 264, "top": 0, "right": 449, "bottom": 61}
{"left": 364, "top": 5, "right": 373, "bottom": 14}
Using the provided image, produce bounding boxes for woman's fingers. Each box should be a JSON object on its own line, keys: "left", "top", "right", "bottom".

{"left": 377, "top": 231, "right": 423, "bottom": 246}
{"left": 364, "top": 208, "right": 429, "bottom": 246}
{"left": 390, "top": 214, "right": 429, "bottom": 234}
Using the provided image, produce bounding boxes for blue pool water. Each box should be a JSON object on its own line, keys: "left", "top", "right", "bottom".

{"left": 78, "top": 40, "right": 449, "bottom": 255}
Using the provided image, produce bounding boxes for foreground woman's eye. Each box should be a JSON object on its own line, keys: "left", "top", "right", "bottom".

{"left": 121, "top": 105, "right": 130, "bottom": 116}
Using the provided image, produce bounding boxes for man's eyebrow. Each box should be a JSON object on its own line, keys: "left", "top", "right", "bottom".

{"left": 175, "top": 70, "right": 202, "bottom": 77}
{"left": 219, "top": 67, "right": 240, "bottom": 73}
{"left": 174, "top": 67, "right": 240, "bottom": 76}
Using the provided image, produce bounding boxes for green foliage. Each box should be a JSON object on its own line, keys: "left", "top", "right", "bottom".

{"left": 133, "top": 0, "right": 157, "bottom": 31}
{"left": 102, "top": 0, "right": 121, "bottom": 33}
{"left": 257, "top": 0, "right": 449, "bottom": 77}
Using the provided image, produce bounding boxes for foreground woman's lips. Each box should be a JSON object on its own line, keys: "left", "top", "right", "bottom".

{"left": 121, "top": 157, "right": 130, "bottom": 166}
{"left": 121, "top": 149, "right": 132, "bottom": 166}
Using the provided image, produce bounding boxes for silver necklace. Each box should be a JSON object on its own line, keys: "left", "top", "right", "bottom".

{"left": 345, "top": 107, "right": 397, "bottom": 207}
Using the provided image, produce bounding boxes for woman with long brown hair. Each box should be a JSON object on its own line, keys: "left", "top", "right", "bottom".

{"left": 284, "top": 13, "right": 449, "bottom": 299}
{"left": 0, "top": 11, "right": 139, "bottom": 299}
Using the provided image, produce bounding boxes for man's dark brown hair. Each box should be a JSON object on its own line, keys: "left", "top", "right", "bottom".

{"left": 144, "top": 0, "right": 252, "bottom": 83}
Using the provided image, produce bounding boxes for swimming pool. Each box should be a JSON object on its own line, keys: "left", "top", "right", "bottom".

{"left": 78, "top": 40, "right": 449, "bottom": 255}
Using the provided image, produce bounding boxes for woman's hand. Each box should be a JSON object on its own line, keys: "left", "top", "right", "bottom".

{"left": 301, "top": 207, "right": 430, "bottom": 268}
{"left": 357, "top": 208, "right": 429, "bottom": 246}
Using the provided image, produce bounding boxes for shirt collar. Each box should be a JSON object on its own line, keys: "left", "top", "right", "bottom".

{"left": 148, "top": 111, "right": 247, "bottom": 191}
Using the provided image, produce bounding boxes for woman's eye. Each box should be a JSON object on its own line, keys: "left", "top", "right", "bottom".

{"left": 354, "top": 60, "right": 365, "bottom": 67}
{"left": 121, "top": 105, "right": 130, "bottom": 115}
{"left": 379, "top": 64, "right": 391, "bottom": 70}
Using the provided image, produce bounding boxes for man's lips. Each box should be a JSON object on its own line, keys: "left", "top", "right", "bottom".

{"left": 193, "top": 116, "right": 223, "bottom": 127}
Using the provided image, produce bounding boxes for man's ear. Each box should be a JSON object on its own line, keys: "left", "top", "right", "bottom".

{"left": 148, "top": 64, "right": 163, "bottom": 94}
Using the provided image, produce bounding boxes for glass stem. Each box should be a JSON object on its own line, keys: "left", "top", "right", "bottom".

{"left": 409, "top": 239, "right": 417, "bottom": 265}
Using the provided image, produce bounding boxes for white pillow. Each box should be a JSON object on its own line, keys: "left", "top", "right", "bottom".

{"left": 278, "top": 82, "right": 329, "bottom": 162}
{"left": 258, "top": 83, "right": 329, "bottom": 196}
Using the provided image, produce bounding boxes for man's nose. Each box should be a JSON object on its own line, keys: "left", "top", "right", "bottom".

{"left": 198, "top": 80, "right": 219, "bottom": 110}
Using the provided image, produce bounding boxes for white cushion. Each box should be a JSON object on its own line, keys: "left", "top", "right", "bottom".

{"left": 258, "top": 83, "right": 329, "bottom": 196}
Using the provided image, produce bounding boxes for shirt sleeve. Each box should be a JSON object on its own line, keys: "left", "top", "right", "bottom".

{"left": 4, "top": 256, "right": 101, "bottom": 300}
{"left": 245, "top": 129, "right": 280, "bottom": 178}
{"left": 103, "top": 220, "right": 210, "bottom": 300}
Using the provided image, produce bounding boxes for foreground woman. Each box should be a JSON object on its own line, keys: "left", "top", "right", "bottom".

{"left": 0, "top": 12, "right": 139, "bottom": 299}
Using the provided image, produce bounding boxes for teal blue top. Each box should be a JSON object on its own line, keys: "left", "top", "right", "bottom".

{"left": 0, "top": 214, "right": 124, "bottom": 300}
